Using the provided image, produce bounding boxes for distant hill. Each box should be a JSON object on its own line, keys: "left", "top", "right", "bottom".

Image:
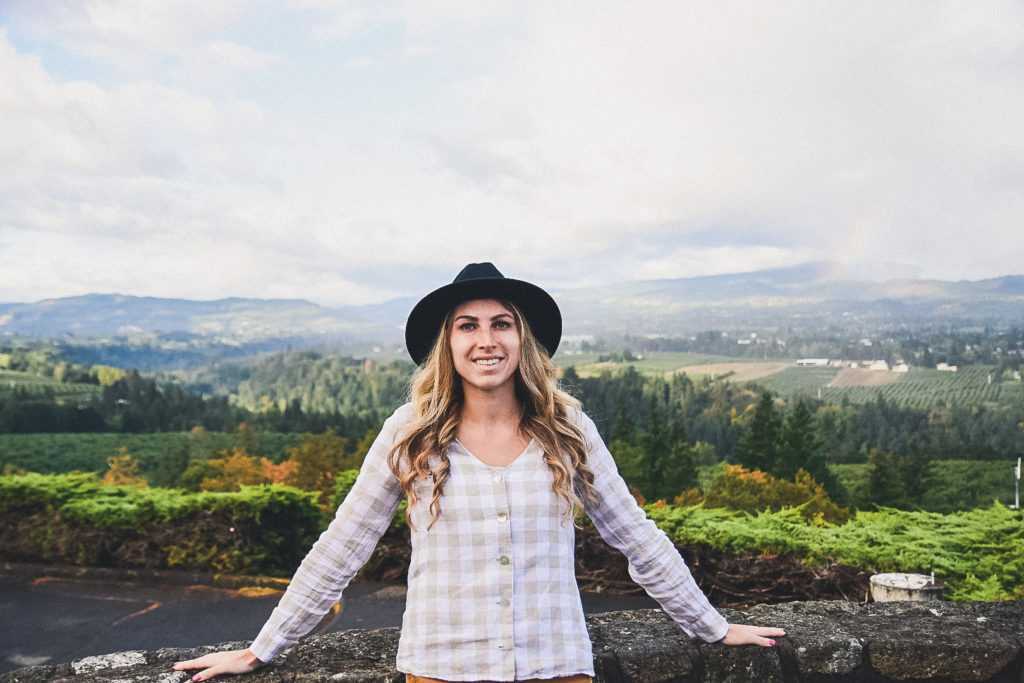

{"left": 0, "top": 293, "right": 398, "bottom": 341}
{"left": 553, "top": 264, "right": 1024, "bottom": 337}
{"left": 1, "top": 265, "right": 1021, "bottom": 357}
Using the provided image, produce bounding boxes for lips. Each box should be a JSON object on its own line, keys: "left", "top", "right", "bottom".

{"left": 474, "top": 357, "right": 502, "bottom": 366}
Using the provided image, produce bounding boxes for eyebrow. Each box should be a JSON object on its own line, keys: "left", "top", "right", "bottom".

{"left": 453, "top": 312, "right": 514, "bottom": 322}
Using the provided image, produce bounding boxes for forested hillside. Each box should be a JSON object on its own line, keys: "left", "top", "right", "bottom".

{"left": 2, "top": 344, "right": 1021, "bottom": 514}
{"left": 3, "top": 339, "right": 1022, "bottom": 604}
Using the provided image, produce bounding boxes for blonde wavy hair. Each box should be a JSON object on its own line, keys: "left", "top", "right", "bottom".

{"left": 388, "top": 300, "right": 597, "bottom": 529}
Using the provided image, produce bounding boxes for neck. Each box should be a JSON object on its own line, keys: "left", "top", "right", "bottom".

{"left": 459, "top": 382, "right": 520, "bottom": 426}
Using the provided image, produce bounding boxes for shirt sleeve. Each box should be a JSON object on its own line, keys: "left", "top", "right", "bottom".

{"left": 579, "top": 412, "right": 729, "bottom": 643}
{"left": 248, "top": 405, "right": 410, "bottom": 662}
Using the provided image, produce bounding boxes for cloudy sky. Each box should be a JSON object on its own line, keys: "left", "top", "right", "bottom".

{"left": 1, "top": 1, "right": 1021, "bottom": 307}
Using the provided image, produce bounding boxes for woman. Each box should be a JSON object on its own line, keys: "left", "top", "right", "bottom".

{"left": 175, "top": 263, "right": 784, "bottom": 682}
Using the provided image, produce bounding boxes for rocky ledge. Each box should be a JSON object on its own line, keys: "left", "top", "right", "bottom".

{"left": 3, "top": 601, "right": 1023, "bottom": 682}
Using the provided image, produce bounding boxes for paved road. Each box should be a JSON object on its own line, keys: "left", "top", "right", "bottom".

{"left": 0, "top": 571, "right": 657, "bottom": 673}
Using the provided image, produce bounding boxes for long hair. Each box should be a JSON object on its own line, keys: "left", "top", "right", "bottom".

{"left": 388, "top": 300, "right": 597, "bottom": 529}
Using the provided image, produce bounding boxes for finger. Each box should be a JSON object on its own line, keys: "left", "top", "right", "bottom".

{"left": 173, "top": 655, "right": 217, "bottom": 671}
{"left": 189, "top": 665, "right": 222, "bottom": 681}
{"left": 755, "top": 627, "right": 787, "bottom": 637}
{"left": 172, "top": 658, "right": 202, "bottom": 671}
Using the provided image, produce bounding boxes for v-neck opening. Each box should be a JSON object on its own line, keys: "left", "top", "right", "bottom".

{"left": 454, "top": 438, "right": 536, "bottom": 470}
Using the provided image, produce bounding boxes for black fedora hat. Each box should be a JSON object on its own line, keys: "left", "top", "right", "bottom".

{"left": 405, "top": 262, "right": 561, "bottom": 365}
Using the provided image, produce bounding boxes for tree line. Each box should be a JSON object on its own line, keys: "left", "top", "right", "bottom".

{"left": 3, "top": 348, "right": 1022, "bottom": 513}
{"left": 560, "top": 366, "right": 1023, "bottom": 509}
{"left": 0, "top": 365, "right": 396, "bottom": 445}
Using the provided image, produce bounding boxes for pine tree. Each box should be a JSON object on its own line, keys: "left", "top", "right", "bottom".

{"left": 610, "top": 396, "right": 636, "bottom": 443}
{"left": 658, "top": 414, "right": 697, "bottom": 500}
{"left": 777, "top": 399, "right": 820, "bottom": 480}
{"left": 736, "top": 391, "right": 781, "bottom": 472}
{"left": 639, "top": 398, "right": 669, "bottom": 498}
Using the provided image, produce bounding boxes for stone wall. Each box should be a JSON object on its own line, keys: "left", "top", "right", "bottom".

{"left": 4, "top": 601, "right": 1023, "bottom": 683}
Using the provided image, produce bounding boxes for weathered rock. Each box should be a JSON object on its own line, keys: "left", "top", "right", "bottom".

{"left": 588, "top": 609, "right": 698, "bottom": 682}
{"left": 4, "top": 601, "right": 1024, "bottom": 683}
{"left": 745, "top": 602, "right": 866, "bottom": 678}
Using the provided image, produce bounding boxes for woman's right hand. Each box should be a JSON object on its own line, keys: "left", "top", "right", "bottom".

{"left": 172, "top": 648, "right": 265, "bottom": 681}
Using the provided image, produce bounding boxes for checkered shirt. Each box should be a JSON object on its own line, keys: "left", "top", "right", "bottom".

{"left": 249, "top": 403, "right": 728, "bottom": 680}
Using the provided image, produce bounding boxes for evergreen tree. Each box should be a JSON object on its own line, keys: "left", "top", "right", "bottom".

{"left": 639, "top": 398, "right": 669, "bottom": 498}
{"left": 610, "top": 396, "right": 637, "bottom": 443}
{"left": 777, "top": 399, "right": 820, "bottom": 480}
{"left": 736, "top": 391, "right": 781, "bottom": 472}
{"left": 151, "top": 438, "right": 191, "bottom": 488}
{"left": 778, "top": 399, "right": 844, "bottom": 501}
{"left": 608, "top": 439, "right": 645, "bottom": 491}
{"left": 658, "top": 414, "right": 697, "bottom": 500}
{"left": 866, "top": 448, "right": 908, "bottom": 507}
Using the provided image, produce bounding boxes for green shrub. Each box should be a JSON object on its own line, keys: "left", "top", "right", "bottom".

{"left": 0, "top": 473, "right": 321, "bottom": 576}
{"left": 701, "top": 464, "right": 851, "bottom": 524}
{"left": 645, "top": 500, "right": 1024, "bottom": 602}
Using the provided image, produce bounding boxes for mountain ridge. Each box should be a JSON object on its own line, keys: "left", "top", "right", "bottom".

{"left": 2, "top": 264, "right": 1022, "bottom": 341}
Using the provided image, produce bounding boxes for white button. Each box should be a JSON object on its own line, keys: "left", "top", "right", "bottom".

{"left": 496, "top": 512, "right": 508, "bottom": 523}
{"left": 499, "top": 555, "right": 510, "bottom": 566}
{"left": 492, "top": 473, "right": 503, "bottom": 483}
{"left": 500, "top": 598, "right": 511, "bottom": 608}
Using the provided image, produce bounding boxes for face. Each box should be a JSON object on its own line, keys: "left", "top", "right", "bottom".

{"left": 449, "top": 299, "right": 521, "bottom": 395}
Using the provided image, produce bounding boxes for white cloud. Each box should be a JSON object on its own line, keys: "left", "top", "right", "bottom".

{"left": 0, "top": 1, "right": 1022, "bottom": 307}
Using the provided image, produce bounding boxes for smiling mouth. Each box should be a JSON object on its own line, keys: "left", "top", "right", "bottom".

{"left": 474, "top": 358, "right": 502, "bottom": 366}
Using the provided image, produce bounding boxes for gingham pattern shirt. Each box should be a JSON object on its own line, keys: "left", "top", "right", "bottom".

{"left": 249, "top": 403, "right": 728, "bottom": 680}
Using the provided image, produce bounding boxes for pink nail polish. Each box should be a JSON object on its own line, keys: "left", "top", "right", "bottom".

{"left": 769, "top": 639, "right": 776, "bottom": 646}
{"left": 192, "top": 676, "right": 202, "bottom": 682}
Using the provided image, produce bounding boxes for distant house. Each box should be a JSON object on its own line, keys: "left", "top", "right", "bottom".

{"left": 937, "top": 362, "right": 958, "bottom": 372}
{"left": 797, "top": 358, "right": 830, "bottom": 367}
{"left": 869, "top": 360, "right": 889, "bottom": 371}
{"left": 893, "top": 363, "right": 910, "bottom": 373}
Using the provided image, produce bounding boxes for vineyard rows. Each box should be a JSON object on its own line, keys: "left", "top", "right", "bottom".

{"left": 0, "top": 370, "right": 101, "bottom": 402}
{"left": 758, "top": 365, "right": 1024, "bottom": 409}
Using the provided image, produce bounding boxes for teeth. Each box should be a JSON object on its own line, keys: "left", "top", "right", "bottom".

{"left": 476, "top": 358, "right": 500, "bottom": 365}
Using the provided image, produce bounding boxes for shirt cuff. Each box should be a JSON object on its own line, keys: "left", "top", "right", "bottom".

{"left": 248, "top": 632, "right": 286, "bottom": 664}
{"left": 688, "top": 609, "right": 730, "bottom": 643}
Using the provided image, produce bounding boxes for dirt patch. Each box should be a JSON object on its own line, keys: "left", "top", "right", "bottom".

{"left": 827, "top": 367, "right": 901, "bottom": 388}
{"left": 675, "top": 362, "right": 791, "bottom": 383}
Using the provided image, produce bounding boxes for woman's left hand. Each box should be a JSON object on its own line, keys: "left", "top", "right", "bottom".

{"left": 719, "top": 623, "right": 786, "bottom": 647}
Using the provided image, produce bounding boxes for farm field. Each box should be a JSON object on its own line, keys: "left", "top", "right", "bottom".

{"left": 560, "top": 354, "right": 1024, "bottom": 410}
{"left": 828, "top": 367, "right": 902, "bottom": 388}
{"left": 674, "top": 361, "right": 791, "bottom": 383}
{"left": 0, "top": 370, "right": 101, "bottom": 401}
{"left": 758, "top": 365, "right": 1024, "bottom": 409}
{"left": 567, "top": 351, "right": 737, "bottom": 377}
{"left": 0, "top": 431, "right": 304, "bottom": 477}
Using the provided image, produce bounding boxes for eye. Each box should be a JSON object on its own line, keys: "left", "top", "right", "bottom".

{"left": 457, "top": 322, "right": 477, "bottom": 331}
{"left": 493, "top": 320, "right": 512, "bottom": 330}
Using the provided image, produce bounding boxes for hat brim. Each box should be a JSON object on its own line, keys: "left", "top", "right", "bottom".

{"left": 405, "top": 277, "right": 561, "bottom": 366}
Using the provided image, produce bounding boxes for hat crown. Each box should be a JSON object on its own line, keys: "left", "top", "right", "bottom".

{"left": 453, "top": 262, "right": 504, "bottom": 283}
